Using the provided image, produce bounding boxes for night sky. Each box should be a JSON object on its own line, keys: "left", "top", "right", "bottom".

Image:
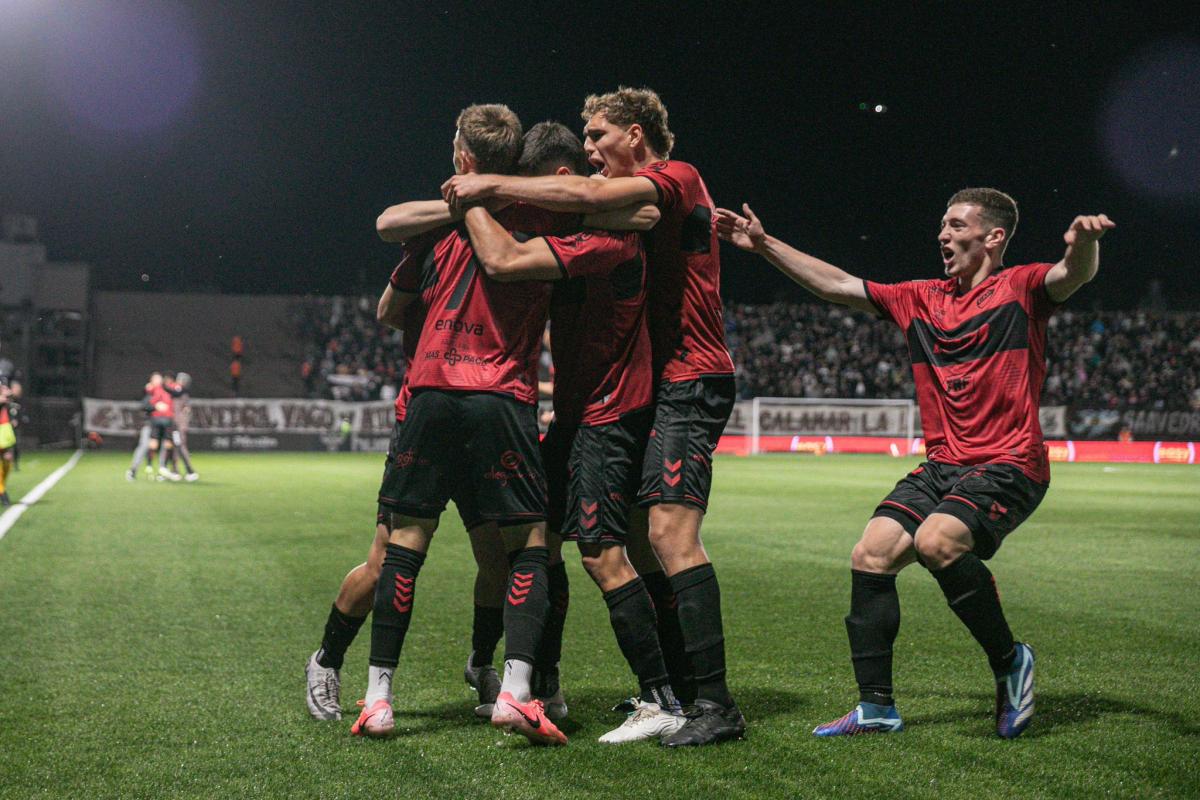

{"left": 2, "top": 2, "right": 1198, "bottom": 308}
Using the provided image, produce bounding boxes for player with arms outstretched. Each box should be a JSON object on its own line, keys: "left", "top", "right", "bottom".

{"left": 716, "top": 189, "right": 1113, "bottom": 738}
{"left": 443, "top": 87, "right": 744, "bottom": 747}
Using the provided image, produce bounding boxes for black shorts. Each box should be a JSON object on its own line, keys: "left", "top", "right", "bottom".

{"left": 378, "top": 390, "right": 546, "bottom": 527}
{"left": 639, "top": 376, "right": 736, "bottom": 511}
{"left": 873, "top": 461, "right": 1048, "bottom": 560}
{"left": 150, "top": 417, "right": 173, "bottom": 437}
{"left": 543, "top": 409, "right": 652, "bottom": 545}
{"left": 377, "top": 419, "right": 482, "bottom": 531}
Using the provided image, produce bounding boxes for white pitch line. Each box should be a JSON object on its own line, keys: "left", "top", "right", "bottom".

{"left": 0, "top": 449, "right": 84, "bottom": 542}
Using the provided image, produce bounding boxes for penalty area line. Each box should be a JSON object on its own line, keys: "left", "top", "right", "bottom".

{"left": 0, "top": 449, "right": 83, "bottom": 543}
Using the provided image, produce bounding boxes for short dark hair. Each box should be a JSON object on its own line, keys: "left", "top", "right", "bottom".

{"left": 456, "top": 104, "right": 523, "bottom": 175}
{"left": 517, "top": 121, "right": 590, "bottom": 176}
{"left": 948, "top": 187, "right": 1019, "bottom": 245}
{"left": 582, "top": 86, "right": 675, "bottom": 159}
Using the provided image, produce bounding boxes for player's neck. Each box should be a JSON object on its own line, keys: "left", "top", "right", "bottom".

{"left": 954, "top": 257, "right": 1002, "bottom": 292}
{"left": 632, "top": 148, "right": 666, "bottom": 171}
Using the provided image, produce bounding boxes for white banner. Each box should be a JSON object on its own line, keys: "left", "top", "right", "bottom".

{"left": 84, "top": 398, "right": 396, "bottom": 436}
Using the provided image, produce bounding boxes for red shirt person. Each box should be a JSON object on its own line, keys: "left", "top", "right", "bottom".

{"left": 441, "top": 88, "right": 743, "bottom": 744}
{"left": 716, "top": 188, "right": 1113, "bottom": 740}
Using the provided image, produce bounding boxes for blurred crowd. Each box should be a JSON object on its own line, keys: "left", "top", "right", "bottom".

{"left": 295, "top": 295, "right": 1200, "bottom": 412}
{"left": 293, "top": 296, "right": 403, "bottom": 402}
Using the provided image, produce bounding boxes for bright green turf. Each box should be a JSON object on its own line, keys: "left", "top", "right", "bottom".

{"left": 1, "top": 452, "right": 1197, "bottom": 799}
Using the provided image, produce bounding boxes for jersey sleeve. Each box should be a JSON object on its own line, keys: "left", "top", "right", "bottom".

{"left": 544, "top": 231, "right": 642, "bottom": 279}
{"left": 635, "top": 160, "right": 691, "bottom": 211}
{"left": 389, "top": 228, "right": 447, "bottom": 292}
{"left": 863, "top": 280, "right": 918, "bottom": 328}
{"left": 1006, "top": 262, "right": 1058, "bottom": 319}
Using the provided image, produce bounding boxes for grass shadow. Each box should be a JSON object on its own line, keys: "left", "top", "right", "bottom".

{"left": 905, "top": 690, "right": 1200, "bottom": 738}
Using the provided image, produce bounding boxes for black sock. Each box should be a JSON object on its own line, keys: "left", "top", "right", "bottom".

{"left": 533, "top": 560, "right": 569, "bottom": 674}
{"left": 642, "top": 569, "right": 695, "bottom": 704}
{"left": 930, "top": 553, "right": 1016, "bottom": 677}
{"left": 367, "top": 544, "right": 426, "bottom": 668}
{"left": 471, "top": 604, "right": 504, "bottom": 667}
{"left": 603, "top": 577, "right": 675, "bottom": 707}
{"left": 316, "top": 603, "right": 367, "bottom": 670}
{"left": 502, "top": 547, "right": 550, "bottom": 665}
{"left": 670, "top": 563, "right": 733, "bottom": 708}
{"left": 845, "top": 570, "right": 900, "bottom": 706}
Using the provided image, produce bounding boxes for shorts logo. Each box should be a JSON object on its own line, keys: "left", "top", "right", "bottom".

{"left": 690, "top": 453, "right": 711, "bottom": 472}
{"left": 500, "top": 451, "right": 522, "bottom": 470}
{"left": 988, "top": 501, "right": 1008, "bottom": 521}
{"left": 508, "top": 571, "right": 534, "bottom": 606}
{"left": 663, "top": 458, "right": 683, "bottom": 487}
{"left": 394, "top": 449, "right": 417, "bottom": 468}
{"left": 392, "top": 574, "right": 414, "bottom": 613}
{"left": 580, "top": 500, "right": 598, "bottom": 531}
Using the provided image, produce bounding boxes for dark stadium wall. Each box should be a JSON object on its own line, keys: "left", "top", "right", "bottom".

{"left": 92, "top": 292, "right": 305, "bottom": 399}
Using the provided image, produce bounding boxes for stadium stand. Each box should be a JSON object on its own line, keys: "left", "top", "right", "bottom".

{"left": 295, "top": 296, "right": 1200, "bottom": 413}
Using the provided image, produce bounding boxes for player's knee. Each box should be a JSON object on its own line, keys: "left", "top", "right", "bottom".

{"left": 914, "top": 531, "right": 967, "bottom": 570}
{"left": 850, "top": 539, "right": 892, "bottom": 572}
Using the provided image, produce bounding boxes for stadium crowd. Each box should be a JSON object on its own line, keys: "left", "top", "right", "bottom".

{"left": 295, "top": 295, "right": 1200, "bottom": 412}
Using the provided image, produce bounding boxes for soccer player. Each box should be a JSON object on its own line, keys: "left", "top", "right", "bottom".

{"left": 461, "top": 122, "right": 687, "bottom": 743}
{"left": 145, "top": 372, "right": 182, "bottom": 482}
{"left": 442, "top": 87, "right": 744, "bottom": 746}
{"left": 353, "top": 105, "right": 658, "bottom": 746}
{"left": 305, "top": 232, "right": 511, "bottom": 723}
{"left": 715, "top": 190, "right": 1114, "bottom": 738}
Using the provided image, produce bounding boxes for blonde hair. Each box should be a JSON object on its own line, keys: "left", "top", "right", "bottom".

{"left": 581, "top": 86, "right": 674, "bottom": 158}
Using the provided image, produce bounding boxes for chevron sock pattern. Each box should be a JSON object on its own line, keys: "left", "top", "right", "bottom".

{"left": 670, "top": 563, "right": 734, "bottom": 708}
{"left": 642, "top": 569, "right": 695, "bottom": 704}
{"left": 368, "top": 543, "right": 426, "bottom": 669}
{"left": 502, "top": 547, "right": 550, "bottom": 666}
{"left": 534, "top": 560, "right": 569, "bottom": 673}
{"left": 317, "top": 604, "right": 367, "bottom": 670}
{"left": 603, "top": 577, "right": 674, "bottom": 704}
{"left": 930, "top": 554, "right": 1017, "bottom": 677}
{"left": 845, "top": 570, "right": 900, "bottom": 706}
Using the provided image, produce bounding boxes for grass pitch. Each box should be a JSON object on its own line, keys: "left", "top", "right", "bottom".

{"left": 1, "top": 451, "right": 1197, "bottom": 799}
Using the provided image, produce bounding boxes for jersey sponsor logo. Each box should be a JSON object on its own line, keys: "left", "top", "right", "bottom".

{"left": 434, "top": 318, "right": 484, "bottom": 335}
{"left": 947, "top": 377, "right": 970, "bottom": 393}
{"left": 442, "top": 348, "right": 489, "bottom": 368}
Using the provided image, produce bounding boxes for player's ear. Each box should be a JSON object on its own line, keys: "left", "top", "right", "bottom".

{"left": 626, "top": 123, "right": 644, "bottom": 150}
{"left": 458, "top": 146, "right": 477, "bottom": 174}
{"left": 985, "top": 226, "right": 1007, "bottom": 253}
{"left": 555, "top": 165, "right": 571, "bottom": 176}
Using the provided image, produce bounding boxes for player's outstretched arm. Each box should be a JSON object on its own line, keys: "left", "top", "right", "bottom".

{"left": 376, "top": 284, "right": 416, "bottom": 330}
{"left": 715, "top": 204, "right": 876, "bottom": 315}
{"left": 1044, "top": 214, "right": 1115, "bottom": 303}
{"left": 462, "top": 207, "right": 562, "bottom": 282}
{"left": 443, "top": 173, "right": 658, "bottom": 214}
{"left": 376, "top": 200, "right": 458, "bottom": 242}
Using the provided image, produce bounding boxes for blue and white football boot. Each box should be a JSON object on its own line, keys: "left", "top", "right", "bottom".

{"left": 812, "top": 702, "right": 904, "bottom": 737}
{"left": 995, "top": 642, "right": 1035, "bottom": 739}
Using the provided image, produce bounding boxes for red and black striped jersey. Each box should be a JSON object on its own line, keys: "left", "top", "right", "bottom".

{"left": 405, "top": 204, "right": 576, "bottom": 404}
{"left": 636, "top": 160, "right": 735, "bottom": 383}
{"left": 388, "top": 226, "right": 450, "bottom": 422}
{"left": 544, "top": 229, "right": 651, "bottom": 427}
{"left": 865, "top": 262, "right": 1058, "bottom": 483}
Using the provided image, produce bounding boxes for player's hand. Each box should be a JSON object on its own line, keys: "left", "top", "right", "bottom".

{"left": 714, "top": 204, "right": 766, "bottom": 251}
{"left": 441, "top": 174, "right": 498, "bottom": 214}
{"left": 1064, "top": 214, "right": 1115, "bottom": 246}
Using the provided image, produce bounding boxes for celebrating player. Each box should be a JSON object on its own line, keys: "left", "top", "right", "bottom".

{"left": 352, "top": 106, "right": 657, "bottom": 745}
{"left": 442, "top": 87, "right": 744, "bottom": 747}
{"left": 461, "top": 121, "right": 688, "bottom": 743}
{"left": 715, "top": 189, "right": 1114, "bottom": 738}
